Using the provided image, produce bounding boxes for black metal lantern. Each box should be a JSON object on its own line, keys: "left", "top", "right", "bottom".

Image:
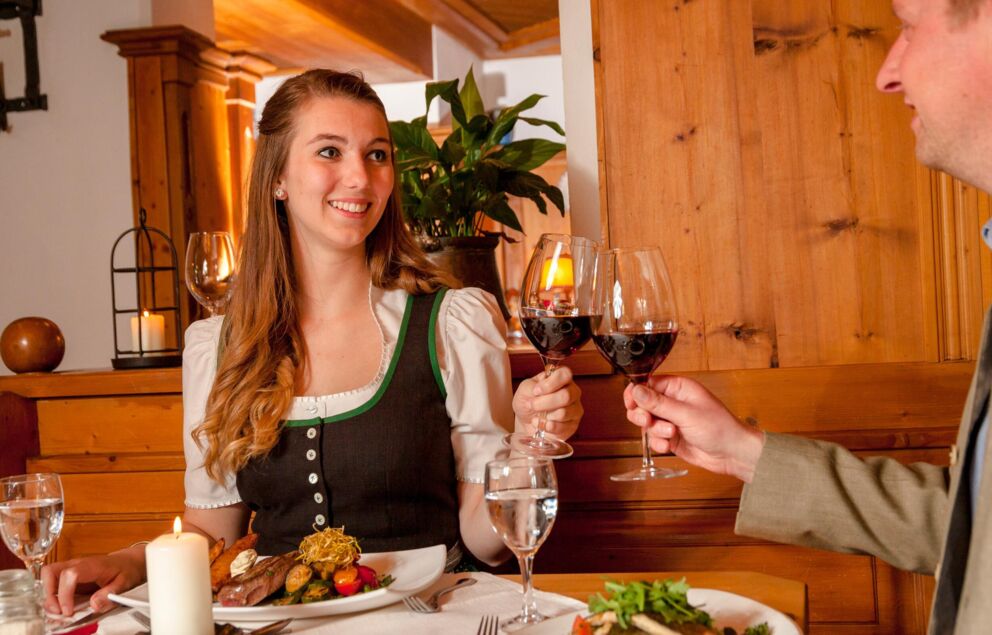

{"left": 110, "top": 209, "right": 183, "bottom": 369}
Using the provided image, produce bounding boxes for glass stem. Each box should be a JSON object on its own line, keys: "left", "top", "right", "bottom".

{"left": 534, "top": 362, "right": 558, "bottom": 443}
{"left": 633, "top": 379, "right": 656, "bottom": 470}
{"left": 27, "top": 558, "right": 43, "bottom": 581}
{"left": 517, "top": 552, "right": 539, "bottom": 622}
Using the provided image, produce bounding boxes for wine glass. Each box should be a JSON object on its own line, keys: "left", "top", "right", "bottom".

{"left": 185, "top": 231, "right": 236, "bottom": 316}
{"left": 508, "top": 233, "right": 600, "bottom": 458}
{"left": 484, "top": 457, "right": 558, "bottom": 631}
{"left": 0, "top": 473, "right": 64, "bottom": 580}
{"left": 592, "top": 246, "right": 688, "bottom": 481}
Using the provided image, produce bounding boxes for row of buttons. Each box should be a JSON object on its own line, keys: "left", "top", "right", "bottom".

{"left": 306, "top": 426, "right": 325, "bottom": 527}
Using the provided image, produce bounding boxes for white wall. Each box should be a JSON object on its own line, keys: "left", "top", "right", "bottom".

{"left": 0, "top": 0, "right": 153, "bottom": 374}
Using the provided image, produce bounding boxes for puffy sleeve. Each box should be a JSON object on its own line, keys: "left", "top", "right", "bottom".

{"left": 182, "top": 317, "right": 242, "bottom": 508}
{"left": 436, "top": 287, "right": 514, "bottom": 484}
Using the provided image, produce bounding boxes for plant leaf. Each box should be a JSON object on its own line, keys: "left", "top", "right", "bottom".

{"left": 390, "top": 120, "right": 439, "bottom": 160}
{"left": 440, "top": 134, "right": 467, "bottom": 166}
{"left": 490, "top": 139, "right": 564, "bottom": 171}
{"left": 542, "top": 184, "right": 566, "bottom": 216}
{"left": 498, "top": 170, "right": 547, "bottom": 198}
{"left": 425, "top": 78, "right": 467, "bottom": 128}
{"left": 459, "top": 66, "right": 485, "bottom": 121}
{"left": 519, "top": 116, "right": 566, "bottom": 137}
{"left": 486, "top": 94, "right": 544, "bottom": 147}
{"left": 483, "top": 197, "right": 523, "bottom": 232}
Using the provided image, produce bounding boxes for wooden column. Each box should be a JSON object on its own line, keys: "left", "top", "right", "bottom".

{"left": 101, "top": 27, "right": 272, "bottom": 330}
{"left": 223, "top": 51, "right": 276, "bottom": 248}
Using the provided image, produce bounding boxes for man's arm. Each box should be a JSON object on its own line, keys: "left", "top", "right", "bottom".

{"left": 737, "top": 433, "right": 949, "bottom": 574}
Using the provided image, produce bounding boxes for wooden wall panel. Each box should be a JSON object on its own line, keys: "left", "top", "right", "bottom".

{"left": 594, "top": 0, "right": 967, "bottom": 371}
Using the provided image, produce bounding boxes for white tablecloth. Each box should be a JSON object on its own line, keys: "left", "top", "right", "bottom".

{"left": 95, "top": 572, "right": 586, "bottom": 634}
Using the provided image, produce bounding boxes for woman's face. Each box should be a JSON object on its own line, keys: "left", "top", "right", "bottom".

{"left": 276, "top": 95, "right": 394, "bottom": 258}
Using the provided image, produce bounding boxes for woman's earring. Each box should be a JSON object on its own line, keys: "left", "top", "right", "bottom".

{"left": 274, "top": 188, "right": 285, "bottom": 199}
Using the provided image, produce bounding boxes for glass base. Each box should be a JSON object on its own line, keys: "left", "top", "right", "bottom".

{"left": 500, "top": 613, "right": 546, "bottom": 632}
{"left": 503, "top": 433, "right": 573, "bottom": 459}
{"left": 610, "top": 465, "right": 688, "bottom": 481}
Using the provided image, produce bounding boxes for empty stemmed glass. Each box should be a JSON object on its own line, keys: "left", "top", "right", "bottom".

{"left": 592, "top": 246, "right": 687, "bottom": 481}
{"left": 0, "top": 473, "right": 64, "bottom": 581}
{"left": 185, "top": 231, "right": 236, "bottom": 316}
{"left": 508, "top": 233, "right": 600, "bottom": 459}
{"left": 484, "top": 457, "right": 558, "bottom": 631}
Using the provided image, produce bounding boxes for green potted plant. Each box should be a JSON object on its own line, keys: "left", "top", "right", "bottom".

{"left": 390, "top": 67, "right": 566, "bottom": 319}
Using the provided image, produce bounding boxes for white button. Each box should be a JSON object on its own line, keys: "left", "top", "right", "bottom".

{"left": 306, "top": 428, "right": 317, "bottom": 439}
{"left": 314, "top": 492, "right": 323, "bottom": 504}
{"left": 308, "top": 473, "right": 318, "bottom": 484}
{"left": 306, "top": 449, "right": 317, "bottom": 461}
{"left": 315, "top": 514, "right": 326, "bottom": 525}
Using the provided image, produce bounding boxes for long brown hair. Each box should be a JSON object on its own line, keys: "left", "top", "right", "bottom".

{"left": 196, "top": 69, "right": 455, "bottom": 481}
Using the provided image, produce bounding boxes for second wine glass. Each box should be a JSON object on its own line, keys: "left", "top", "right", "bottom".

{"left": 509, "top": 233, "right": 600, "bottom": 459}
{"left": 592, "top": 246, "right": 687, "bottom": 481}
{"left": 185, "top": 232, "right": 236, "bottom": 316}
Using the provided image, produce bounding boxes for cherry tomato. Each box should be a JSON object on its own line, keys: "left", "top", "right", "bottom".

{"left": 356, "top": 564, "right": 379, "bottom": 589}
{"left": 333, "top": 565, "right": 362, "bottom": 596}
{"left": 571, "top": 615, "right": 592, "bottom": 635}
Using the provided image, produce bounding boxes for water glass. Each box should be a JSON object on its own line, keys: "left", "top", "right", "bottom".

{"left": 484, "top": 457, "right": 558, "bottom": 631}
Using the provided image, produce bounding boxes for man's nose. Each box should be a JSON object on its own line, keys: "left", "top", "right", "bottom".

{"left": 875, "top": 35, "right": 905, "bottom": 93}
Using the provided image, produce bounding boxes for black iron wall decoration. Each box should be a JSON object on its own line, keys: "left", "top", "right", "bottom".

{"left": 0, "top": 0, "right": 46, "bottom": 132}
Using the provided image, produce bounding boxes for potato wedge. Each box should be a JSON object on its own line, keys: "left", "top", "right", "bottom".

{"left": 210, "top": 533, "right": 259, "bottom": 592}
{"left": 208, "top": 538, "right": 225, "bottom": 565}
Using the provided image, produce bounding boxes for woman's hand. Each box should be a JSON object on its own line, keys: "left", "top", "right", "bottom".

{"left": 625, "top": 375, "right": 765, "bottom": 483}
{"left": 41, "top": 547, "right": 146, "bottom": 616}
{"left": 512, "top": 366, "right": 583, "bottom": 440}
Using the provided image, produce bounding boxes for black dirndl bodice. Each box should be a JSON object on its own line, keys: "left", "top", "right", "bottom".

{"left": 236, "top": 290, "right": 460, "bottom": 556}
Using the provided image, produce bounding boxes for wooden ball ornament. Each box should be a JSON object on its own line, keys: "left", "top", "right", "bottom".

{"left": 0, "top": 317, "right": 65, "bottom": 373}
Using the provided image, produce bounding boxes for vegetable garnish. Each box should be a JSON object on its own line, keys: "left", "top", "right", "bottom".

{"left": 297, "top": 526, "right": 361, "bottom": 567}
{"left": 743, "top": 625, "right": 772, "bottom": 635}
{"left": 588, "top": 578, "right": 713, "bottom": 630}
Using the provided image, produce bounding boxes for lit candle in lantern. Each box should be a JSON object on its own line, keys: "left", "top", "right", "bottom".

{"left": 145, "top": 517, "right": 214, "bottom": 634}
{"left": 129, "top": 310, "right": 165, "bottom": 352}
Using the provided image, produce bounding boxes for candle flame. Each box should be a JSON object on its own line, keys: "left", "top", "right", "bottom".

{"left": 142, "top": 310, "right": 150, "bottom": 318}
{"left": 173, "top": 516, "right": 182, "bottom": 536}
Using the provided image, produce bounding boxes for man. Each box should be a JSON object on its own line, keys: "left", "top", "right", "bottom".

{"left": 626, "top": 1, "right": 992, "bottom": 633}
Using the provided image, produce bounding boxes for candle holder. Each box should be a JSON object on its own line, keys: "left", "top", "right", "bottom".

{"left": 110, "top": 209, "right": 183, "bottom": 369}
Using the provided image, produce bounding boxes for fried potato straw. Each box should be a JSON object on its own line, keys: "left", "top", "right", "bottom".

{"left": 297, "top": 526, "right": 360, "bottom": 567}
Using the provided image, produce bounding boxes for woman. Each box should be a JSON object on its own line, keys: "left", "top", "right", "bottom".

{"left": 42, "top": 69, "right": 582, "bottom": 616}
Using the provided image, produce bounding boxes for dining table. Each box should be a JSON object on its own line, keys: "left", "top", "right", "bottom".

{"left": 83, "top": 569, "right": 806, "bottom": 634}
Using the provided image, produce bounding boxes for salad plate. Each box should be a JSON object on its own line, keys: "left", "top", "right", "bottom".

{"left": 109, "top": 543, "right": 446, "bottom": 622}
{"left": 516, "top": 588, "right": 801, "bottom": 634}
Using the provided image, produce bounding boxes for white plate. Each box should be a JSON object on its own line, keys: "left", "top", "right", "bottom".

{"left": 109, "top": 543, "right": 446, "bottom": 622}
{"left": 516, "top": 588, "right": 801, "bottom": 634}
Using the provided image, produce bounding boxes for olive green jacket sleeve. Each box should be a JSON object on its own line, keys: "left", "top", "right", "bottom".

{"left": 735, "top": 432, "right": 950, "bottom": 574}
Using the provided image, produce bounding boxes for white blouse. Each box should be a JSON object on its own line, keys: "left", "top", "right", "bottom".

{"left": 182, "top": 286, "right": 513, "bottom": 509}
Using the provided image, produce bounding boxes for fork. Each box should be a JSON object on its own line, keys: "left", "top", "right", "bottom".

{"left": 476, "top": 614, "right": 499, "bottom": 635}
{"left": 402, "top": 576, "right": 477, "bottom": 613}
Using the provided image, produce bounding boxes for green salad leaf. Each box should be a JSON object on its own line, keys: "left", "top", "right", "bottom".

{"left": 742, "top": 624, "right": 772, "bottom": 635}
{"left": 587, "top": 578, "right": 714, "bottom": 629}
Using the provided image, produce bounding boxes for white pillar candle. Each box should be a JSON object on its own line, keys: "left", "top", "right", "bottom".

{"left": 145, "top": 517, "right": 214, "bottom": 635}
{"left": 130, "top": 310, "right": 165, "bottom": 352}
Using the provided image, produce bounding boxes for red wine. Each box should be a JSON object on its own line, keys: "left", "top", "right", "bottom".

{"left": 593, "top": 329, "right": 678, "bottom": 381}
{"left": 520, "top": 315, "right": 595, "bottom": 361}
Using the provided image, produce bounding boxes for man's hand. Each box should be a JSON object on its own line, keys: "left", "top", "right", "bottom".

{"left": 625, "top": 375, "right": 765, "bottom": 482}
